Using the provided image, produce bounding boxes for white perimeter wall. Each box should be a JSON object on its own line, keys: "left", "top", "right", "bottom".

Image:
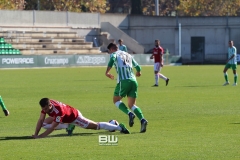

{"left": 0, "top": 10, "right": 239, "bottom": 61}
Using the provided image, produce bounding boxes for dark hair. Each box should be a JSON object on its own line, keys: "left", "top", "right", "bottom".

{"left": 155, "top": 39, "right": 160, "bottom": 43}
{"left": 118, "top": 39, "right": 123, "bottom": 42}
{"left": 107, "top": 43, "right": 117, "bottom": 50}
{"left": 39, "top": 98, "right": 50, "bottom": 107}
{"left": 229, "top": 40, "right": 233, "bottom": 43}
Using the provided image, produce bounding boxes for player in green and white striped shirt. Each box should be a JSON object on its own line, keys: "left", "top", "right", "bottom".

{"left": 105, "top": 43, "right": 148, "bottom": 133}
{"left": 223, "top": 40, "right": 238, "bottom": 86}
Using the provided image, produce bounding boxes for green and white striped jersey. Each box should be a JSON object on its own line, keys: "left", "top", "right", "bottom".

{"left": 228, "top": 46, "right": 237, "bottom": 64}
{"left": 108, "top": 50, "right": 141, "bottom": 83}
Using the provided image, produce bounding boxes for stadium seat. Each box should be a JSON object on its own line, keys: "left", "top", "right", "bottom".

{"left": 1, "top": 49, "right": 6, "bottom": 54}
{"left": 16, "top": 49, "right": 20, "bottom": 54}
{"left": 0, "top": 44, "right": 4, "bottom": 49}
{"left": 5, "top": 50, "right": 9, "bottom": 54}
{"left": 5, "top": 44, "right": 12, "bottom": 49}
{"left": 8, "top": 44, "right": 13, "bottom": 49}
{"left": 9, "top": 49, "right": 13, "bottom": 54}
{"left": 0, "top": 39, "right": 20, "bottom": 54}
{"left": 3, "top": 44, "right": 6, "bottom": 49}
{"left": 0, "top": 38, "right": 5, "bottom": 43}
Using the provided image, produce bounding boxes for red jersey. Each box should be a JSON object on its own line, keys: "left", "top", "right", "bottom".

{"left": 153, "top": 46, "right": 164, "bottom": 63}
{"left": 41, "top": 99, "right": 79, "bottom": 123}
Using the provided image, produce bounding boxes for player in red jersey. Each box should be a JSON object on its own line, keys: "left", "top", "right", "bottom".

{"left": 32, "top": 98, "right": 130, "bottom": 139}
{"left": 150, "top": 39, "right": 170, "bottom": 87}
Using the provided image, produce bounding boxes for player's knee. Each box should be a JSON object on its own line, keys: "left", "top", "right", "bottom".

{"left": 113, "top": 96, "right": 122, "bottom": 104}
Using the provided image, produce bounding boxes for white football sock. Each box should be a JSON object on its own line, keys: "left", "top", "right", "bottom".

{"left": 159, "top": 73, "right": 167, "bottom": 80}
{"left": 155, "top": 74, "right": 159, "bottom": 85}
{"left": 98, "top": 122, "right": 121, "bottom": 131}
{"left": 131, "top": 105, "right": 138, "bottom": 112}
{"left": 114, "top": 101, "right": 122, "bottom": 108}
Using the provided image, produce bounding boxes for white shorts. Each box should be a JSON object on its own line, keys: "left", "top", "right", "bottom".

{"left": 71, "top": 110, "right": 95, "bottom": 128}
{"left": 154, "top": 62, "right": 162, "bottom": 72}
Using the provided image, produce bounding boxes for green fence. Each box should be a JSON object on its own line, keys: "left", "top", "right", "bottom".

{"left": 0, "top": 54, "right": 181, "bottom": 68}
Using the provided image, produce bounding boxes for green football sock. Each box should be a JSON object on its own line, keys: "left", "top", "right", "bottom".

{"left": 234, "top": 74, "right": 238, "bottom": 83}
{"left": 133, "top": 107, "right": 144, "bottom": 120}
{"left": 119, "top": 103, "right": 131, "bottom": 115}
{"left": 224, "top": 73, "right": 228, "bottom": 82}
{"left": 0, "top": 96, "right": 7, "bottom": 110}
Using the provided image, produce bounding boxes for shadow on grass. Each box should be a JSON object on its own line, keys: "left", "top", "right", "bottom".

{"left": 74, "top": 80, "right": 105, "bottom": 82}
{"left": 0, "top": 136, "right": 32, "bottom": 141}
{"left": 229, "top": 122, "right": 240, "bottom": 124}
{"left": 175, "top": 85, "right": 220, "bottom": 87}
{"left": 0, "top": 131, "right": 131, "bottom": 141}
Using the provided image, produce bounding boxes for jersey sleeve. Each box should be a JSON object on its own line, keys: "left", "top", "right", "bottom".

{"left": 233, "top": 47, "right": 237, "bottom": 55}
{"left": 159, "top": 48, "right": 164, "bottom": 55}
{"left": 54, "top": 115, "right": 63, "bottom": 123}
{"left": 132, "top": 58, "right": 141, "bottom": 72}
{"left": 107, "top": 54, "right": 116, "bottom": 67}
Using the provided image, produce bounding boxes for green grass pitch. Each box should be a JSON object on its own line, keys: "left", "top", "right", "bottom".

{"left": 0, "top": 65, "right": 239, "bottom": 160}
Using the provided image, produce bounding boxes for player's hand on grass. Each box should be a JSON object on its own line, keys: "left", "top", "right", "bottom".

{"left": 32, "top": 135, "right": 39, "bottom": 139}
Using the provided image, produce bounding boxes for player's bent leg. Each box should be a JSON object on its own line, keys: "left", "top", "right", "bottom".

{"left": 43, "top": 117, "right": 54, "bottom": 124}
{"left": 159, "top": 73, "right": 170, "bottom": 86}
{"left": 42, "top": 117, "right": 69, "bottom": 130}
{"left": 56, "top": 123, "right": 69, "bottom": 130}
{"left": 114, "top": 96, "right": 131, "bottom": 115}
{"left": 42, "top": 123, "right": 68, "bottom": 130}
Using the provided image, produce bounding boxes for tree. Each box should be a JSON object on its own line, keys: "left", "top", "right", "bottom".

{"left": 177, "top": 0, "right": 240, "bottom": 16}
{"left": 142, "top": 0, "right": 179, "bottom": 16}
{"left": 24, "top": 0, "right": 109, "bottom": 13}
{"left": 131, "top": 0, "right": 142, "bottom": 14}
{"left": 25, "top": 0, "right": 54, "bottom": 10}
{"left": 51, "top": 0, "right": 109, "bottom": 13}
{"left": 0, "top": 0, "right": 25, "bottom": 10}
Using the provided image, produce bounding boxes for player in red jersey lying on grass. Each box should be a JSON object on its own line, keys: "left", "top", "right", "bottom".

{"left": 32, "top": 98, "right": 130, "bottom": 139}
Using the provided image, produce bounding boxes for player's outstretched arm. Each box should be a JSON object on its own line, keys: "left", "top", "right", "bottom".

{"left": 32, "top": 113, "right": 46, "bottom": 138}
{"left": 35, "top": 121, "right": 59, "bottom": 139}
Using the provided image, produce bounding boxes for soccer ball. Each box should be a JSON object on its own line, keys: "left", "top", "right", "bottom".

{"left": 108, "top": 119, "right": 119, "bottom": 132}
